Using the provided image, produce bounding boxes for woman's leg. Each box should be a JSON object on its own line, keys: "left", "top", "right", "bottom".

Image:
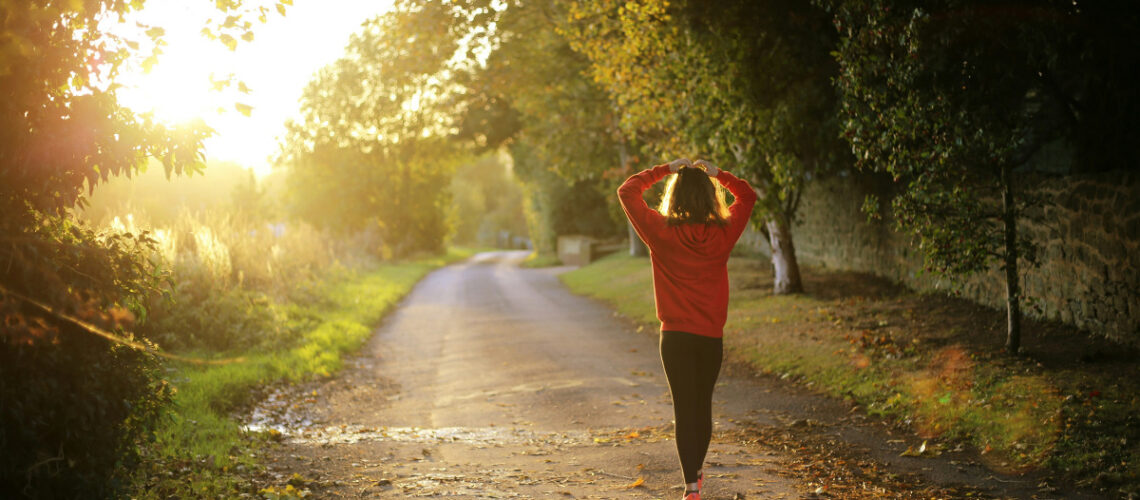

{"left": 660, "top": 331, "right": 724, "bottom": 484}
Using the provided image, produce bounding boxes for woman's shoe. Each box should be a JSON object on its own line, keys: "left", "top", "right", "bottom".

{"left": 697, "top": 470, "right": 703, "bottom": 492}
{"left": 683, "top": 493, "right": 700, "bottom": 500}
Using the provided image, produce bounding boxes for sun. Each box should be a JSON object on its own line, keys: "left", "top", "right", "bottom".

{"left": 118, "top": 49, "right": 222, "bottom": 125}
{"left": 107, "top": 0, "right": 398, "bottom": 177}
{"left": 110, "top": 2, "right": 234, "bottom": 127}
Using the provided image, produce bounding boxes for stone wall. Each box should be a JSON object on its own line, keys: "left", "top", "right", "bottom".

{"left": 772, "top": 169, "right": 1140, "bottom": 345}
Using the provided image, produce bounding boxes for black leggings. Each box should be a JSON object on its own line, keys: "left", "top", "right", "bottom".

{"left": 660, "top": 330, "right": 723, "bottom": 484}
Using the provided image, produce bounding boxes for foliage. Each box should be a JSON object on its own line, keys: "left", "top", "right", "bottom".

{"left": 83, "top": 160, "right": 270, "bottom": 225}
{"left": 560, "top": 0, "right": 849, "bottom": 292}
{"left": 466, "top": 1, "right": 622, "bottom": 180}
{"left": 829, "top": 0, "right": 1140, "bottom": 271}
{"left": 825, "top": 0, "right": 1140, "bottom": 349}
{"left": 126, "top": 211, "right": 347, "bottom": 352}
{"left": 0, "top": 1, "right": 292, "bottom": 496}
{"left": 829, "top": 0, "right": 1040, "bottom": 276}
{"left": 510, "top": 142, "right": 623, "bottom": 255}
{"left": 560, "top": 0, "right": 848, "bottom": 204}
{"left": 0, "top": 328, "right": 173, "bottom": 498}
{"left": 451, "top": 0, "right": 628, "bottom": 253}
{"left": 277, "top": 1, "right": 477, "bottom": 257}
{"left": 449, "top": 154, "right": 528, "bottom": 247}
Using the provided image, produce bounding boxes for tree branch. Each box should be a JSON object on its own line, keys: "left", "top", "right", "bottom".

{"left": 0, "top": 284, "right": 244, "bottom": 366}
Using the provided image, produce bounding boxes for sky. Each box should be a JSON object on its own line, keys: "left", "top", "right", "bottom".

{"left": 115, "top": 0, "right": 396, "bottom": 177}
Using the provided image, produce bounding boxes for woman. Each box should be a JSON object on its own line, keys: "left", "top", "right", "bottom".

{"left": 617, "top": 158, "right": 756, "bottom": 500}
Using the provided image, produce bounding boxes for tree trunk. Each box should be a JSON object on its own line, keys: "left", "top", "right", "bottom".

{"left": 628, "top": 221, "right": 648, "bottom": 257}
{"left": 617, "top": 135, "right": 648, "bottom": 257}
{"left": 1001, "top": 163, "right": 1021, "bottom": 353}
{"left": 765, "top": 213, "right": 804, "bottom": 294}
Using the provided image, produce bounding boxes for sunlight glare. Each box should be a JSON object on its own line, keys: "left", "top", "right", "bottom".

{"left": 110, "top": 1, "right": 397, "bottom": 177}
{"left": 113, "top": 3, "right": 229, "bottom": 126}
{"left": 120, "top": 50, "right": 220, "bottom": 125}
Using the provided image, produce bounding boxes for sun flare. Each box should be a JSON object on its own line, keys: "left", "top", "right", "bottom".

{"left": 108, "top": 3, "right": 233, "bottom": 127}
{"left": 119, "top": 52, "right": 222, "bottom": 125}
{"left": 105, "top": 1, "right": 396, "bottom": 176}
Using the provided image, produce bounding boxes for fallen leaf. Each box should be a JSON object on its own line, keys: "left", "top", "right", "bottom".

{"left": 625, "top": 477, "right": 645, "bottom": 489}
{"left": 900, "top": 440, "right": 927, "bottom": 457}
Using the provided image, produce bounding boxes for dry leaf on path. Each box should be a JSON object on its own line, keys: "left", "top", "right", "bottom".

{"left": 899, "top": 440, "right": 927, "bottom": 457}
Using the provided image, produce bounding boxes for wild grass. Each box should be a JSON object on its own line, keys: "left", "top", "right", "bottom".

{"left": 561, "top": 252, "right": 1140, "bottom": 496}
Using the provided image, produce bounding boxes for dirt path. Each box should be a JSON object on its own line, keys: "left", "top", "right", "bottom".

{"left": 247, "top": 251, "right": 1098, "bottom": 499}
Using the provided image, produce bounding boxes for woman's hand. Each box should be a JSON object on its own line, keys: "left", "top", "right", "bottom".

{"left": 668, "top": 158, "right": 692, "bottom": 173}
{"left": 694, "top": 159, "right": 719, "bottom": 177}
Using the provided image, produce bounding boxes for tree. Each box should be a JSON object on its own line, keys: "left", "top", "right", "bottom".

{"left": 561, "top": 0, "right": 849, "bottom": 293}
{"left": 277, "top": 1, "right": 467, "bottom": 256}
{"left": 827, "top": 0, "right": 1140, "bottom": 352}
{"left": 0, "top": 0, "right": 289, "bottom": 495}
{"left": 451, "top": 0, "right": 630, "bottom": 254}
{"left": 449, "top": 153, "right": 528, "bottom": 247}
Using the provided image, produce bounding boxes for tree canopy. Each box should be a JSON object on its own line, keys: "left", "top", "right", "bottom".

{"left": 827, "top": 0, "right": 1140, "bottom": 351}
{"left": 561, "top": 0, "right": 849, "bottom": 293}
{"left": 277, "top": 1, "right": 474, "bottom": 255}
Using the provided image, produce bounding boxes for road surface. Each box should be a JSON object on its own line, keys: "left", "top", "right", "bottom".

{"left": 249, "top": 251, "right": 1096, "bottom": 499}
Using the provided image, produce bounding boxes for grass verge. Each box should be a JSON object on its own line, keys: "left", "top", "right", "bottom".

{"left": 519, "top": 251, "right": 563, "bottom": 268}
{"left": 561, "top": 252, "right": 1140, "bottom": 496}
{"left": 131, "top": 248, "right": 477, "bottom": 498}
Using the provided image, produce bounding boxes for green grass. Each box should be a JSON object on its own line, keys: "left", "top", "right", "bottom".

{"left": 559, "top": 251, "right": 656, "bottom": 320}
{"left": 132, "top": 248, "right": 476, "bottom": 498}
{"left": 519, "top": 251, "right": 564, "bottom": 268}
{"left": 561, "top": 252, "right": 1140, "bottom": 496}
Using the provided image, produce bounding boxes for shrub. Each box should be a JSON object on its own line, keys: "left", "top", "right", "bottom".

{"left": 0, "top": 325, "right": 172, "bottom": 498}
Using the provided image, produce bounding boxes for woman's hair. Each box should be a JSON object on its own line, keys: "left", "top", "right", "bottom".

{"left": 657, "top": 166, "right": 729, "bottom": 226}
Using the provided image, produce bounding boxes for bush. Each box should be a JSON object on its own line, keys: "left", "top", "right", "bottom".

{"left": 0, "top": 326, "right": 172, "bottom": 499}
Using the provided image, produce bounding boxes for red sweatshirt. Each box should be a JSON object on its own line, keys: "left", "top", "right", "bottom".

{"left": 617, "top": 164, "right": 757, "bottom": 338}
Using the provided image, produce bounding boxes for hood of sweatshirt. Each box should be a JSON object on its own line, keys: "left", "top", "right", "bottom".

{"left": 670, "top": 223, "right": 726, "bottom": 260}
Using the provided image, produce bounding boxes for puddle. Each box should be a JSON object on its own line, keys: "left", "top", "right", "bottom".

{"left": 242, "top": 386, "right": 316, "bottom": 435}
{"left": 264, "top": 424, "right": 592, "bottom": 447}
{"left": 242, "top": 379, "right": 668, "bottom": 449}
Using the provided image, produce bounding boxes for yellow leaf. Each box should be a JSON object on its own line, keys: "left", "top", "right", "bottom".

{"left": 219, "top": 33, "right": 237, "bottom": 51}
{"left": 899, "top": 440, "right": 927, "bottom": 457}
{"left": 625, "top": 477, "right": 645, "bottom": 489}
{"left": 235, "top": 103, "right": 253, "bottom": 116}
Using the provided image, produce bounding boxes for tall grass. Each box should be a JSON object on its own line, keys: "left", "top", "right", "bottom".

{"left": 98, "top": 207, "right": 381, "bottom": 352}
